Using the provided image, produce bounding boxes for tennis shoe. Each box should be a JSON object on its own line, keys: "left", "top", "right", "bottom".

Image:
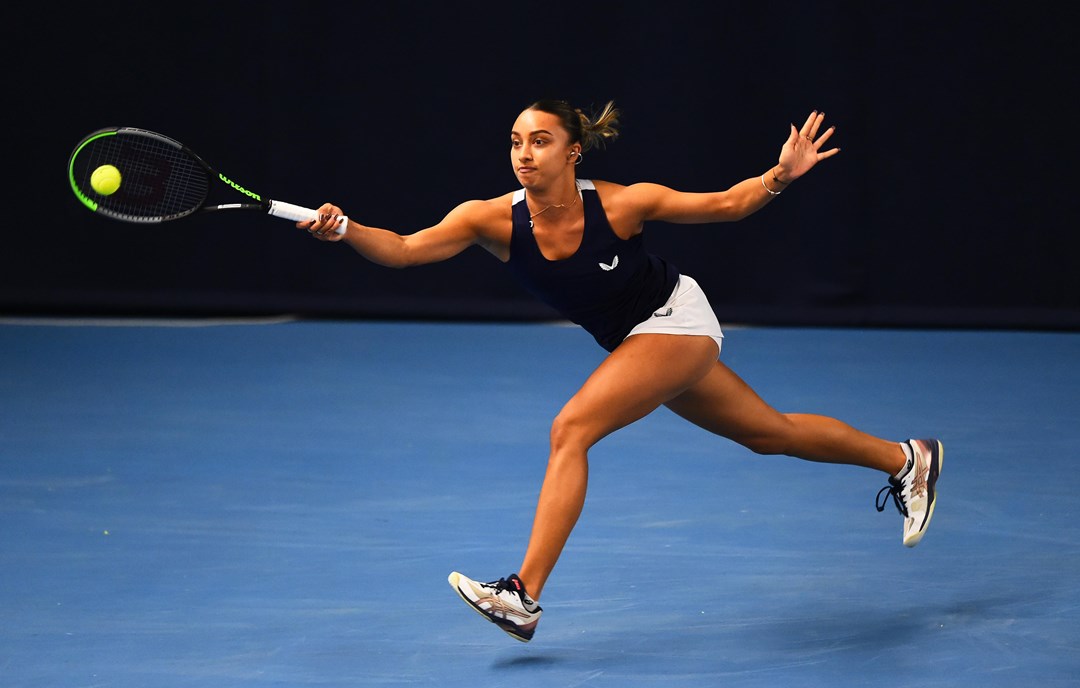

{"left": 448, "top": 571, "right": 542, "bottom": 642}
{"left": 877, "top": 439, "right": 943, "bottom": 547}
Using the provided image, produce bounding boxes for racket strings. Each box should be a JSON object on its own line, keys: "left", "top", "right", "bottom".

{"left": 75, "top": 133, "right": 210, "bottom": 222}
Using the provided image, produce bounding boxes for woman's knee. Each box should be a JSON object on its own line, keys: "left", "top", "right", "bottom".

{"left": 550, "top": 407, "right": 590, "bottom": 453}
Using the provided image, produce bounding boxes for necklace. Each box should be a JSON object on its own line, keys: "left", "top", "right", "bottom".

{"left": 528, "top": 183, "right": 581, "bottom": 219}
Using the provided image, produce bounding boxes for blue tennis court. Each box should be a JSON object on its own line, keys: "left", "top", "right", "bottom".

{"left": 2, "top": 319, "right": 1078, "bottom": 687}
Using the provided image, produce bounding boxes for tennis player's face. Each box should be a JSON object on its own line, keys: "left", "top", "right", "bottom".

{"left": 510, "top": 109, "right": 576, "bottom": 187}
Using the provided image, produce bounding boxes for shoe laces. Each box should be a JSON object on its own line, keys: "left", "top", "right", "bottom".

{"left": 487, "top": 575, "right": 537, "bottom": 610}
{"left": 876, "top": 477, "right": 909, "bottom": 517}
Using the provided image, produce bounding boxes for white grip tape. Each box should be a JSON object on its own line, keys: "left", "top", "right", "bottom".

{"left": 268, "top": 200, "right": 348, "bottom": 235}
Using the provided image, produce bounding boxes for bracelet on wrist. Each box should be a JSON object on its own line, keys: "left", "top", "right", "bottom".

{"left": 761, "top": 174, "right": 782, "bottom": 196}
{"left": 772, "top": 169, "right": 789, "bottom": 185}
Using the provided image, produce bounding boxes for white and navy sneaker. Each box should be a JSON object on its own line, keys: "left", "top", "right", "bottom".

{"left": 877, "top": 439, "right": 944, "bottom": 547}
{"left": 448, "top": 572, "right": 542, "bottom": 642}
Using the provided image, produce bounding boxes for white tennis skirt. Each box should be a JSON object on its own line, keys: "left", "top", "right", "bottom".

{"left": 624, "top": 275, "right": 724, "bottom": 356}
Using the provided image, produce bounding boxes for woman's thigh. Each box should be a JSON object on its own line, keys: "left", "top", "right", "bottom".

{"left": 556, "top": 333, "right": 719, "bottom": 448}
{"left": 664, "top": 360, "right": 793, "bottom": 450}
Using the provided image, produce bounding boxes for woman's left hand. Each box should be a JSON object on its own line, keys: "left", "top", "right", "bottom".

{"left": 775, "top": 110, "right": 840, "bottom": 183}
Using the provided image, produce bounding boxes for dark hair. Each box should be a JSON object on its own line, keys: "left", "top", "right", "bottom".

{"left": 527, "top": 99, "right": 620, "bottom": 152}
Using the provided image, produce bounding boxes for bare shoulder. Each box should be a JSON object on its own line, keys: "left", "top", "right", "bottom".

{"left": 590, "top": 179, "right": 666, "bottom": 236}
{"left": 445, "top": 192, "right": 515, "bottom": 259}
{"left": 446, "top": 193, "right": 512, "bottom": 223}
{"left": 590, "top": 179, "right": 628, "bottom": 200}
{"left": 591, "top": 179, "right": 671, "bottom": 211}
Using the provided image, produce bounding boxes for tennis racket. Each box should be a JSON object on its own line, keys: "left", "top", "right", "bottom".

{"left": 67, "top": 127, "right": 346, "bottom": 233}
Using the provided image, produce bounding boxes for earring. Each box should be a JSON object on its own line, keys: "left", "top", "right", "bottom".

{"left": 574, "top": 151, "right": 583, "bottom": 166}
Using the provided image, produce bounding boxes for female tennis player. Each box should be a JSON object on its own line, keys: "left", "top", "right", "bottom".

{"left": 300, "top": 100, "right": 942, "bottom": 643}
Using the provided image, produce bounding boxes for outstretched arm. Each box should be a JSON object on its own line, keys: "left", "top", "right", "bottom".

{"left": 622, "top": 110, "right": 840, "bottom": 225}
{"left": 299, "top": 198, "right": 506, "bottom": 268}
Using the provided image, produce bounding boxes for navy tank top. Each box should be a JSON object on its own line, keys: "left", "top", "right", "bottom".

{"left": 504, "top": 180, "right": 680, "bottom": 352}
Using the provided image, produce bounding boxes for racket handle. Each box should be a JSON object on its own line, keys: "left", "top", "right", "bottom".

{"left": 268, "top": 200, "right": 348, "bottom": 235}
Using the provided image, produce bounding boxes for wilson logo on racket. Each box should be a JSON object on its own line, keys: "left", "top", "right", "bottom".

{"left": 218, "top": 174, "right": 262, "bottom": 201}
{"left": 599, "top": 255, "right": 619, "bottom": 271}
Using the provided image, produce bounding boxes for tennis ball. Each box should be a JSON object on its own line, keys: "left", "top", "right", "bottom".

{"left": 90, "top": 164, "right": 122, "bottom": 195}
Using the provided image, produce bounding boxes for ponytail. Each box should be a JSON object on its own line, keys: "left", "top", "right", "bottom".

{"left": 527, "top": 99, "right": 621, "bottom": 152}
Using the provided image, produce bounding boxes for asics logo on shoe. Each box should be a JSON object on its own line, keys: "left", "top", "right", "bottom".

{"left": 479, "top": 596, "right": 533, "bottom": 621}
{"left": 912, "top": 466, "right": 928, "bottom": 496}
{"left": 599, "top": 255, "right": 619, "bottom": 271}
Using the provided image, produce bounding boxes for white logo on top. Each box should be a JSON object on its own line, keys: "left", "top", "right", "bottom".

{"left": 599, "top": 255, "right": 619, "bottom": 271}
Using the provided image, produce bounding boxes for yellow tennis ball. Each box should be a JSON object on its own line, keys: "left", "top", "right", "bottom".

{"left": 90, "top": 164, "right": 122, "bottom": 195}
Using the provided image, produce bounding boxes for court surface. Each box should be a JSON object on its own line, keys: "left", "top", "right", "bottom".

{"left": 2, "top": 318, "right": 1078, "bottom": 687}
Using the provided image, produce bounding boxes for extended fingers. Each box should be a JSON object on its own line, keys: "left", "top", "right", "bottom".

{"left": 798, "top": 111, "right": 841, "bottom": 158}
{"left": 801, "top": 110, "right": 835, "bottom": 142}
{"left": 813, "top": 124, "right": 836, "bottom": 148}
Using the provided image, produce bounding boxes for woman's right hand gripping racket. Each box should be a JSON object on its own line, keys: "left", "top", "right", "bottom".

{"left": 67, "top": 127, "right": 347, "bottom": 233}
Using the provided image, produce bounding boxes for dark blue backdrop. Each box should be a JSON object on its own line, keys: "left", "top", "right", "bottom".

{"left": 8, "top": 1, "right": 1078, "bottom": 329}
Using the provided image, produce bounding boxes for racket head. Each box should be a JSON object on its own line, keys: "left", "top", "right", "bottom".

{"left": 68, "top": 127, "right": 215, "bottom": 223}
